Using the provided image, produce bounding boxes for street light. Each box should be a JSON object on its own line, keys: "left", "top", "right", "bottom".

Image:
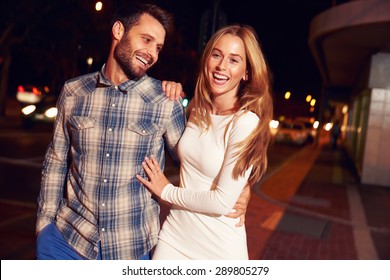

{"left": 86, "top": 57, "right": 93, "bottom": 66}
{"left": 95, "top": 1, "right": 103, "bottom": 12}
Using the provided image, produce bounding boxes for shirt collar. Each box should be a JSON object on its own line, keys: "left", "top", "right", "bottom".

{"left": 97, "top": 64, "right": 147, "bottom": 93}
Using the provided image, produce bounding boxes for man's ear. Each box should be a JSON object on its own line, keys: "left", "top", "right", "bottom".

{"left": 112, "top": 21, "right": 124, "bottom": 40}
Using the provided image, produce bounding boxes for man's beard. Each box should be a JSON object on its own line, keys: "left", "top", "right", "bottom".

{"left": 114, "top": 39, "right": 146, "bottom": 80}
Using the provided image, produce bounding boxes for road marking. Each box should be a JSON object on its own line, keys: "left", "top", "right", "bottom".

{"left": 0, "top": 132, "right": 52, "bottom": 138}
{"left": 0, "top": 199, "right": 36, "bottom": 208}
{"left": 0, "top": 157, "right": 43, "bottom": 168}
{"left": 0, "top": 213, "right": 36, "bottom": 228}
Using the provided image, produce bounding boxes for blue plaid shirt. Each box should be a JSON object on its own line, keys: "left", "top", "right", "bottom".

{"left": 36, "top": 65, "right": 186, "bottom": 259}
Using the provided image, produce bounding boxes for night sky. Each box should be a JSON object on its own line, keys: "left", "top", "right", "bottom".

{"left": 149, "top": 0, "right": 340, "bottom": 117}
{"left": 153, "top": 0, "right": 337, "bottom": 98}
{"left": 3, "top": 0, "right": 343, "bottom": 118}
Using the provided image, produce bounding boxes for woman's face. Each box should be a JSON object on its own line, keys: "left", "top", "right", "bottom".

{"left": 206, "top": 34, "right": 247, "bottom": 99}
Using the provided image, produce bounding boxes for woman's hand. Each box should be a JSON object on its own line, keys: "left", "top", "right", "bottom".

{"left": 162, "top": 81, "right": 186, "bottom": 101}
{"left": 136, "top": 155, "right": 170, "bottom": 197}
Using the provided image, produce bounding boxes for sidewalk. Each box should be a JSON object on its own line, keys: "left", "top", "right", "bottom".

{"left": 246, "top": 137, "right": 390, "bottom": 260}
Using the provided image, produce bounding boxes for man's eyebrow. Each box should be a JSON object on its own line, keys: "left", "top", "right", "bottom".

{"left": 140, "top": 33, "right": 154, "bottom": 39}
{"left": 140, "top": 33, "right": 164, "bottom": 49}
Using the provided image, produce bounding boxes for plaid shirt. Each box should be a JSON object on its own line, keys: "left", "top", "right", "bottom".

{"left": 36, "top": 66, "right": 186, "bottom": 259}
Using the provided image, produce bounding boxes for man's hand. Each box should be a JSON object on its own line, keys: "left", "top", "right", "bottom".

{"left": 225, "top": 184, "right": 251, "bottom": 227}
{"left": 162, "top": 81, "right": 186, "bottom": 101}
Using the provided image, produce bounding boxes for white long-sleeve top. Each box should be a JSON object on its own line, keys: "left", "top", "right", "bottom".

{"left": 154, "top": 110, "right": 259, "bottom": 260}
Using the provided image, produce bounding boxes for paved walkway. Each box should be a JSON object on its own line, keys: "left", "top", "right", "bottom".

{"left": 246, "top": 137, "right": 390, "bottom": 260}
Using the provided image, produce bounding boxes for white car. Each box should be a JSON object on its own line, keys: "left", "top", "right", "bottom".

{"left": 274, "top": 121, "right": 310, "bottom": 146}
{"left": 294, "top": 117, "right": 318, "bottom": 143}
{"left": 16, "top": 85, "right": 50, "bottom": 104}
{"left": 16, "top": 85, "right": 57, "bottom": 128}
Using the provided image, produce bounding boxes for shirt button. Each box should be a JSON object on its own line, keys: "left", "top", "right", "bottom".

{"left": 142, "top": 130, "right": 146, "bottom": 134}
{"left": 112, "top": 104, "right": 116, "bottom": 107}
{"left": 101, "top": 203, "right": 105, "bottom": 207}
{"left": 101, "top": 228, "right": 105, "bottom": 232}
{"left": 108, "top": 128, "right": 112, "bottom": 132}
{"left": 114, "top": 85, "right": 118, "bottom": 90}
{"left": 106, "top": 153, "right": 110, "bottom": 157}
{"left": 103, "top": 179, "right": 107, "bottom": 183}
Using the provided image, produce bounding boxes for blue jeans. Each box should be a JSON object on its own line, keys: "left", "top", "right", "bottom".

{"left": 36, "top": 223, "right": 150, "bottom": 260}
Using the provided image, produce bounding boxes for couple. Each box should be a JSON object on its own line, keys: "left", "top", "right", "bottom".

{"left": 36, "top": 2, "right": 273, "bottom": 260}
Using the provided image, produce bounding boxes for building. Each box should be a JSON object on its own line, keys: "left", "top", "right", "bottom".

{"left": 308, "top": 0, "right": 390, "bottom": 187}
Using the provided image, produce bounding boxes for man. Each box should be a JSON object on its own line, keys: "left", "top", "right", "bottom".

{"left": 36, "top": 3, "right": 249, "bottom": 260}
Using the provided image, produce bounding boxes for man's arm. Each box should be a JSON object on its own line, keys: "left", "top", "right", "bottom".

{"left": 36, "top": 86, "right": 70, "bottom": 234}
{"left": 225, "top": 184, "right": 251, "bottom": 227}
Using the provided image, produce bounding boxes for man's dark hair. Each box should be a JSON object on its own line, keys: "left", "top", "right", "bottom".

{"left": 110, "top": 2, "right": 174, "bottom": 38}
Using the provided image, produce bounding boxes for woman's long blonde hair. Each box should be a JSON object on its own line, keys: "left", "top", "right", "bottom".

{"left": 188, "top": 24, "right": 273, "bottom": 186}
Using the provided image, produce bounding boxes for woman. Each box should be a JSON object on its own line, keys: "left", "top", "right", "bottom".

{"left": 137, "top": 24, "right": 273, "bottom": 259}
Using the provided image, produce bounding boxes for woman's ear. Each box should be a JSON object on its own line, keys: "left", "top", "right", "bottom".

{"left": 243, "top": 71, "right": 249, "bottom": 81}
{"left": 112, "top": 21, "right": 124, "bottom": 40}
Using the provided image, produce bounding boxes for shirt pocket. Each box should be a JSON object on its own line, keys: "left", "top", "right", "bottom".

{"left": 127, "top": 121, "right": 160, "bottom": 136}
{"left": 68, "top": 116, "right": 95, "bottom": 130}
{"left": 126, "top": 121, "right": 163, "bottom": 169}
{"left": 67, "top": 116, "right": 96, "bottom": 155}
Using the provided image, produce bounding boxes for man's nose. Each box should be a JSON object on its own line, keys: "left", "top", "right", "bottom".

{"left": 146, "top": 46, "right": 158, "bottom": 61}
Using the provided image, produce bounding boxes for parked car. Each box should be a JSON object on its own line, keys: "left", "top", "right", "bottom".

{"left": 16, "top": 85, "right": 50, "bottom": 104}
{"left": 269, "top": 119, "right": 280, "bottom": 137}
{"left": 294, "top": 117, "right": 319, "bottom": 143}
{"left": 274, "top": 121, "right": 310, "bottom": 146}
{"left": 20, "top": 93, "right": 58, "bottom": 128}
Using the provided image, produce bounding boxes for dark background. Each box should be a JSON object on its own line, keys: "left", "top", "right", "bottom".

{"left": 0, "top": 0, "right": 349, "bottom": 119}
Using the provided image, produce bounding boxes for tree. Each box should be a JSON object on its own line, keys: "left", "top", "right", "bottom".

{"left": 0, "top": 0, "right": 110, "bottom": 116}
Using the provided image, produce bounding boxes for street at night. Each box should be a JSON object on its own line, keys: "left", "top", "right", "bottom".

{"left": 1, "top": 2, "right": 390, "bottom": 279}
{"left": 1, "top": 102, "right": 390, "bottom": 260}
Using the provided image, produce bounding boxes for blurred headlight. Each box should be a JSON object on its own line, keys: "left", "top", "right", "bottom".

{"left": 269, "top": 120, "right": 279, "bottom": 129}
{"left": 324, "top": 122, "right": 333, "bottom": 131}
{"left": 22, "top": 105, "right": 36, "bottom": 115}
{"left": 44, "top": 107, "right": 58, "bottom": 118}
